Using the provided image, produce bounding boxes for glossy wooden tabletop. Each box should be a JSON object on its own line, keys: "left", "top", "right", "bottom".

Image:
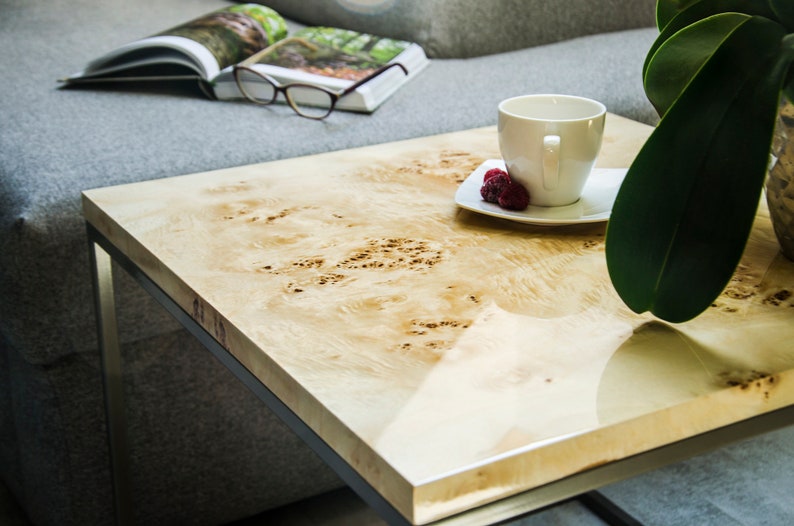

{"left": 83, "top": 115, "right": 794, "bottom": 524}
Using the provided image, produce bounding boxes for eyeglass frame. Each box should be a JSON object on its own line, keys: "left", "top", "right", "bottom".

{"left": 232, "top": 37, "right": 409, "bottom": 120}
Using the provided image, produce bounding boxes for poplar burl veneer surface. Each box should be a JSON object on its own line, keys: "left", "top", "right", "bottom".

{"left": 83, "top": 115, "right": 794, "bottom": 524}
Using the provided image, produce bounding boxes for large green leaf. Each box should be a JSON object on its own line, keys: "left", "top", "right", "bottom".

{"left": 644, "top": 0, "right": 777, "bottom": 86}
{"left": 644, "top": 13, "right": 748, "bottom": 116}
{"left": 606, "top": 16, "right": 794, "bottom": 323}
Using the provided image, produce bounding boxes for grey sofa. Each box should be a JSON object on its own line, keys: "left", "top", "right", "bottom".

{"left": 3, "top": 1, "right": 790, "bottom": 525}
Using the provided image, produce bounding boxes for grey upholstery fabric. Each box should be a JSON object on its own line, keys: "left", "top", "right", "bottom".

{"left": 257, "top": 0, "right": 657, "bottom": 58}
{"left": 11, "top": 0, "right": 758, "bottom": 525}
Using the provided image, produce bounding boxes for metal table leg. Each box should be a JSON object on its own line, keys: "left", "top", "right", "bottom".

{"left": 88, "top": 229, "right": 133, "bottom": 525}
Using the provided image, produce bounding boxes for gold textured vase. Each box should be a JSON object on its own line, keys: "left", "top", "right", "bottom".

{"left": 766, "top": 99, "right": 794, "bottom": 261}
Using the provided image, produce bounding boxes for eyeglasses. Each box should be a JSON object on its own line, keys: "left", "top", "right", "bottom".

{"left": 232, "top": 38, "right": 409, "bottom": 120}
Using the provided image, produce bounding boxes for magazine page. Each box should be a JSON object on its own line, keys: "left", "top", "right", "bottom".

{"left": 212, "top": 27, "right": 429, "bottom": 112}
{"left": 63, "top": 4, "right": 287, "bottom": 83}
{"left": 255, "top": 27, "right": 414, "bottom": 83}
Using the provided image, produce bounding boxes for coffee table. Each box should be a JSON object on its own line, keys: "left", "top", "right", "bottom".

{"left": 84, "top": 115, "right": 794, "bottom": 525}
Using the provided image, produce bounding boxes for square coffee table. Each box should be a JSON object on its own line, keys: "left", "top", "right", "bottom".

{"left": 84, "top": 115, "right": 794, "bottom": 525}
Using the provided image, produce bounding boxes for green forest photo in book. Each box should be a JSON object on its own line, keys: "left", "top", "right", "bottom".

{"left": 61, "top": 3, "right": 429, "bottom": 113}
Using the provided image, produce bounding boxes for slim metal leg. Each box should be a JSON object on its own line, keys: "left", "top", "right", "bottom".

{"left": 89, "top": 232, "right": 133, "bottom": 526}
{"left": 580, "top": 491, "right": 643, "bottom": 526}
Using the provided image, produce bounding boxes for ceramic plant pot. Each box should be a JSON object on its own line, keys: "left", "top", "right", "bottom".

{"left": 766, "top": 99, "right": 794, "bottom": 261}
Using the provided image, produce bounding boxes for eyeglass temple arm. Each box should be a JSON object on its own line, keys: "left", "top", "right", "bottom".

{"left": 341, "top": 63, "right": 409, "bottom": 95}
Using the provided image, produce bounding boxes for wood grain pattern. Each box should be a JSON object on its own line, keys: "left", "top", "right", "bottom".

{"left": 83, "top": 116, "right": 794, "bottom": 524}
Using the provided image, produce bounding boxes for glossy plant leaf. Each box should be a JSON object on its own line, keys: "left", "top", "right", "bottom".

{"left": 606, "top": 16, "right": 794, "bottom": 323}
{"left": 644, "top": 13, "right": 747, "bottom": 116}
{"left": 644, "top": 0, "right": 777, "bottom": 84}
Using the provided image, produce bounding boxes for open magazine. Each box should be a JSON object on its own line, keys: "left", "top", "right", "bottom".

{"left": 60, "top": 3, "right": 429, "bottom": 113}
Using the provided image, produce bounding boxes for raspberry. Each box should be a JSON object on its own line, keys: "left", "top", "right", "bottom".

{"left": 480, "top": 173, "right": 510, "bottom": 203}
{"left": 483, "top": 167, "right": 509, "bottom": 182}
{"left": 498, "top": 181, "right": 530, "bottom": 210}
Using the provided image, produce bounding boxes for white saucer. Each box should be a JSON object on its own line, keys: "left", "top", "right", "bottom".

{"left": 454, "top": 160, "right": 628, "bottom": 225}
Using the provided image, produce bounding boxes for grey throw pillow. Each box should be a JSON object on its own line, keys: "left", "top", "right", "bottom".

{"left": 257, "top": 0, "right": 656, "bottom": 58}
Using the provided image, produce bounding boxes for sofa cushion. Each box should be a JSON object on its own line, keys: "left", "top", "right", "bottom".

{"left": 255, "top": 0, "right": 657, "bottom": 58}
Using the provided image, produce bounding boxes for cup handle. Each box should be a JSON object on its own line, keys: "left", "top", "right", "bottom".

{"left": 543, "top": 135, "right": 560, "bottom": 191}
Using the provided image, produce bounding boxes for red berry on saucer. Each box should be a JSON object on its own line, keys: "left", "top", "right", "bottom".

{"left": 483, "top": 167, "right": 509, "bottom": 182}
{"left": 498, "top": 181, "right": 530, "bottom": 210}
{"left": 480, "top": 173, "right": 510, "bottom": 203}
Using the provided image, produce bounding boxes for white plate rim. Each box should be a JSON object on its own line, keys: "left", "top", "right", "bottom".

{"left": 454, "top": 160, "right": 628, "bottom": 226}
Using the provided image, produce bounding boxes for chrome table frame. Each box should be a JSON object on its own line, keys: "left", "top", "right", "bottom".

{"left": 87, "top": 222, "right": 794, "bottom": 526}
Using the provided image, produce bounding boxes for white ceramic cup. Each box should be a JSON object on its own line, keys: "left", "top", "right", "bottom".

{"left": 498, "top": 94, "right": 606, "bottom": 207}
